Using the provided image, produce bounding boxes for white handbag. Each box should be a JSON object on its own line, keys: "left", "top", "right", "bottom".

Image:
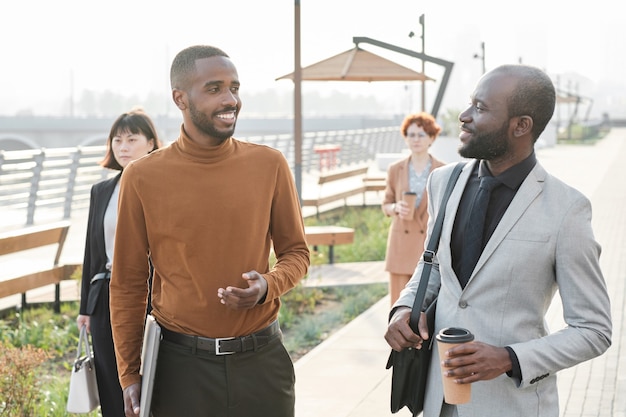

{"left": 66, "top": 325, "right": 100, "bottom": 413}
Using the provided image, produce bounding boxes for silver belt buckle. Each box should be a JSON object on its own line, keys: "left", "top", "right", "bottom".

{"left": 215, "top": 337, "right": 236, "bottom": 355}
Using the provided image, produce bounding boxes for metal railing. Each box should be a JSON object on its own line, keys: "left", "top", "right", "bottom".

{"left": 1, "top": 126, "right": 403, "bottom": 226}
{"left": 0, "top": 147, "right": 113, "bottom": 226}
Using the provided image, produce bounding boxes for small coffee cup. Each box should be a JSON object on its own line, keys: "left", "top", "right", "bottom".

{"left": 402, "top": 191, "right": 418, "bottom": 218}
{"left": 436, "top": 327, "right": 474, "bottom": 404}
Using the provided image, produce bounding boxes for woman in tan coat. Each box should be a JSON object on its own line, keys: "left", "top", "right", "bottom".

{"left": 382, "top": 112, "right": 445, "bottom": 305}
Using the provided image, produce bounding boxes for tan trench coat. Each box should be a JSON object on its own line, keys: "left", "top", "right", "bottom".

{"left": 383, "top": 154, "right": 445, "bottom": 275}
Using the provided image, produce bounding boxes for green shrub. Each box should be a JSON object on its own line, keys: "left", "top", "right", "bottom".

{"left": 0, "top": 206, "right": 390, "bottom": 415}
{"left": 0, "top": 303, "right": 91, "bottom": 417}
{"left": 281, "top": 283, "right": 388, "bottom": 356}
{"left": 0, "top": 342, "right": 50, "bottom": 416}
{"left": 304, "top": 206, "right": 390, "bottom": 264}
{"left": 0, "top": 304, "right": 79, "bottom": 356}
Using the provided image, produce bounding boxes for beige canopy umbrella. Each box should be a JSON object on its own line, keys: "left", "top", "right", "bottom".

{"left": 277, "top": 32, "right": 449, "bottom": 202}
{"left": 276, "top": 46, "right": 435, "bottom": 82}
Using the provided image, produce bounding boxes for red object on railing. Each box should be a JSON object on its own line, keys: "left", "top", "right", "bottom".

{"left": 314, "top": 144, "right": 341, "bottom": 171}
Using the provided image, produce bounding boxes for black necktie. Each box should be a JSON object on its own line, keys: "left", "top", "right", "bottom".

{"left": 459, "top": 175, "right": 500, "bottom": 286}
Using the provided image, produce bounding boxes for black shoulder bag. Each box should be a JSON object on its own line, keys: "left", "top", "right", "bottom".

{"left": 386, "top": 161, "right": 465, "bottom": 416}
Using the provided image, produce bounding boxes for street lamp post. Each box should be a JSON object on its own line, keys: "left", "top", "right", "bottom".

{"left": 408, "top": 13, "right": 426, "bottom": 112}
{"left": 419, "top": 14, "right": 425, "bottom": 112}
{"left": 473, "top": 41, "right": 486, "bottom": 74}
{"left": 293, "top": 0, "right": 303, "bottom": 202}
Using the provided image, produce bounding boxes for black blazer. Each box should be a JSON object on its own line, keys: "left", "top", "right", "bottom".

{"left": 79, "top": 173, "right": 121, "bottom": 316}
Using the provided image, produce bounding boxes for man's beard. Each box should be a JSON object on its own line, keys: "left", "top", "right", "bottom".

{"left": 458, "top": 121, "right": 509, "bottom": 160}
{"left": 189, "top": 101, "right": 236, "bottom": 143}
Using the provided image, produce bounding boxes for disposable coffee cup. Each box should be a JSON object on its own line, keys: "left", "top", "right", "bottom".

{"left": 402, "top": 191, "right": 417, "bottom": 218}
{"left": 436, "top": 327, "right": 475, "bottom": 404}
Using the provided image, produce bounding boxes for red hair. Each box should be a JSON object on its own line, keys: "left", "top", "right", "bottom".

{"left": 400, "top": 112, "right": 441, "bottom": 138}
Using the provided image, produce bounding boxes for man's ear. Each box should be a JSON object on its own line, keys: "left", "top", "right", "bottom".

{"left": 512, "top": 115, "right": 533, "bottom": 138}
{"left": 172, "top": 89, "right": 187, "bottom": 110}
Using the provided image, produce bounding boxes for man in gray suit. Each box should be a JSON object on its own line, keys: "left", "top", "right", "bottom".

{"left": 385, "top": 64, "right": 612, "bottom": 417}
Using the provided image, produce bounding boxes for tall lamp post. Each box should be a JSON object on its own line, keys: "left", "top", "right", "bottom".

{"left": 293, "top": 0, "right": 303, "bottom": 202}
{"left": 473, "top": 41, "right": 486, "bottom": 74}
{"left": 409, "top": 14, "right": 426, "bottom": 112}
{"left": 419, "top": 14, "right": 425, "bottom": 112}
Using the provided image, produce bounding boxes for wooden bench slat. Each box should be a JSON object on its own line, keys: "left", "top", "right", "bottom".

{"left": 302, "top": 186, "right": 367, "bottom": 207}
{"left": 313, "top": 186, "right": 367, "bottom": 207}
{"left": 305, "top": 226, "right": 355, "bottom": 246}
{"left": 0, "top": 221, "right": 70, "bottom": 256}
{"left": 304, "top": 226, "right": 355, "bottom": 264}
{"left": 364, "top": 184, "right": 386, "bottom": 192}
{"left": 363, "top": 178, "right": 387, "bottom": 192}
{"left": 302, "top": 163, "right": 380, "bottom": 218}
{"left": 317, "top": 165, "right": 369, "bottom": 185}
{"left": 0, "top": 266, "right": 68, "bottom": 298}
{"left": 0, "top": 221, "right": 77, "bottom": 312}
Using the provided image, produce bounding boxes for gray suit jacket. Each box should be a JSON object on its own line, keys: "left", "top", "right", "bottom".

{"left": 395, "top": 160, "right": 612, "bottom": 417}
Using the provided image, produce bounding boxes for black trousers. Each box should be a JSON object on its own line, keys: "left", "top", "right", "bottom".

{"left": 151, "top": 332, "right": 295, "bottom": 417}
{"left": 90, "top": 282, "right": 124, "bottom": 417}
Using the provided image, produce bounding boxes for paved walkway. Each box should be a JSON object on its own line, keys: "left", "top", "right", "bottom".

{"left": 1, "top": 130, "right": 625, "bottom": 416}
{"left": 293, "top": 129, "right": 626, "bottom": 417}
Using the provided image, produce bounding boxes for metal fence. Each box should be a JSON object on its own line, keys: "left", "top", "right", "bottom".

{"left": 1, "top": 126, "right": 404, "bottom": 226}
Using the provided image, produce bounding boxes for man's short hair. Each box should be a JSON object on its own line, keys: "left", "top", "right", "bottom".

{"left": 170, "top": 45, "right": 229, "bottom": 91}
{"left": 496, "top": 64, "right": 556, "bottom": 141}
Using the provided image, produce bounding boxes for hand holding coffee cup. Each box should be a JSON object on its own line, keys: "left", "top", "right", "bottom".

{"left": 436, "top": 327, "right": 475, "bottom": 404}
{"left": 401, "top": 191, "right": 418, "bottom": 219}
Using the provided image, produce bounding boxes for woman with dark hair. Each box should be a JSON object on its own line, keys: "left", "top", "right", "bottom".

{"left": 76, "top": 108, "right": 161, "bottom": 416}
{"left": 382, "top": 112, "right": 445, "bottom": 305}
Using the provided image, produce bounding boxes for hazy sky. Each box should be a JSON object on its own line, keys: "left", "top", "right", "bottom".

{"left": 2, "top": 0, "right": 624, "bottom": 117}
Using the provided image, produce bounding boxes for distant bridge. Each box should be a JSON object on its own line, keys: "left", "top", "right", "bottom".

{"left": 0, "top": 115, "right": 403, "bottom": 151}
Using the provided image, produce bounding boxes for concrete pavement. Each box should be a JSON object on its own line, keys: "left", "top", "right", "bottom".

{"left": 1, "top": 129, "right": 625, "bottom": 416}
{"left": 293, "top": 129, "right": 626, "bottom": 417}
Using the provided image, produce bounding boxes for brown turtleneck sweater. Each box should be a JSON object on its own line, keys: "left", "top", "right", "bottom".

{"left": 110, "top": 127, "right": 310, "bottom": 388}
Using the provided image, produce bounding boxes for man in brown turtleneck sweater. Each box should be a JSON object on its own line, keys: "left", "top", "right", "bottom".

{"left": 110, "top": 45, "right": 310, "bottom": 417}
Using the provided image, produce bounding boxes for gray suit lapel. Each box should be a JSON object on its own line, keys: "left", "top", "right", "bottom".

{"left": 468, "top": 163, "right": 547, "bottom": 284}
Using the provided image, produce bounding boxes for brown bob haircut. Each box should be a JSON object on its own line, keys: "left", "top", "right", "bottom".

{"left": 400, "top": 112, "right": 442, "bottom": 139}
{"left": 100, "top": 108, "right": 162, "bottom": 170}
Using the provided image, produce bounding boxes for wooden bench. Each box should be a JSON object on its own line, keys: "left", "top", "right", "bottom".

{"left": 362, "top": 175, "right": 387, "bottom": 192}
{"left": 0, "top": 221, "right": 81, "bottom": 313}
{"left": 305, "top": 226, "right": 355, "bottom": 264}
{"left": 302, "top": 165, "right": 371, "bottom": 216}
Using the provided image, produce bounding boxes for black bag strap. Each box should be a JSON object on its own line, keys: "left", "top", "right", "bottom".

{"left": 409, "top": 161, "right": 465, "bottom": 332}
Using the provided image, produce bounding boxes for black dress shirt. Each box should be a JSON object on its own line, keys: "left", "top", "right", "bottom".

{"left": 451, "top": 153, "right": 537, "bottom": 283}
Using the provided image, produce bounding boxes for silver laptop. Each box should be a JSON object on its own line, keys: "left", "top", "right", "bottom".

{"left": 139, "top": 314, "right": 161, "bottom": 417}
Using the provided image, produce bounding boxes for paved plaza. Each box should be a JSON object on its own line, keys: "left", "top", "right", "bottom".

{"left": 294, "top": 129, "right": 626, "bottom": 417}
{"left": 1, "top": 129, "right": 625, "bottom": 416}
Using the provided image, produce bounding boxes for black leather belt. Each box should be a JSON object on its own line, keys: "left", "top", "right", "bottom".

{"left": 161, "top": 320, "right": 281, "bottom": 355}
{"left": 90, "top": 271, "right": 111, "bottom": 284}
